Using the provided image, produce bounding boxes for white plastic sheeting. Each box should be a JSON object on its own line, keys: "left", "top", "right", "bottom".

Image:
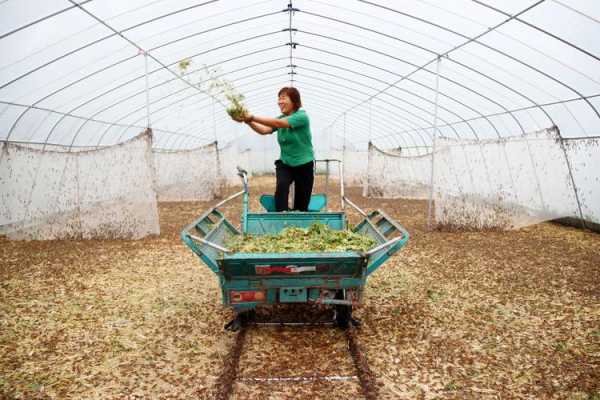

{"left": 0, "top": 132, "right": 159, "bottom": 240}
{"left": 153, "top": 141, "right": 220, "bottom": 201}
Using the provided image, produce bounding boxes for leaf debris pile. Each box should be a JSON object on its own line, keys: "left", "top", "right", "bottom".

{"left": 225, "top": 223, "right": 376, "bottom": 253}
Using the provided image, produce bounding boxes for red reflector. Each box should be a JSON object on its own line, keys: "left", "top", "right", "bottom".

{"left": 230, "top": 290, "right": 265, "bottom": 303}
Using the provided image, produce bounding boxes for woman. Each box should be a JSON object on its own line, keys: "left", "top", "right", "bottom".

{"left": 232, "top": 87, "right": 314, "bottom": 212}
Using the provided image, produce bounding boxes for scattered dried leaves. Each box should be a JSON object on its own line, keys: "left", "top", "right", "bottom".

{"left": 1, "top": 175, "right": 598, "bottom": 399}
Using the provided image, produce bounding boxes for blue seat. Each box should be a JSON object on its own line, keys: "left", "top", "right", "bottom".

{"left": 259, "top": 194, "right": 327, "bottom": 212}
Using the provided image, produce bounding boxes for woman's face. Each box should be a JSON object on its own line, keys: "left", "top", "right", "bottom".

{"left": 278, "top": 94, "right": 294, "bottom": 115}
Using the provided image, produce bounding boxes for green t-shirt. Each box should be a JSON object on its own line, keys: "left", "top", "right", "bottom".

{"left": 274, "top": 109, "right": 314, "bottom": 167}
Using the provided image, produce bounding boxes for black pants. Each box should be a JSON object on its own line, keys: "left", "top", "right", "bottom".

{"left": 274, "top": 160, "right": 314, "bottom": 212}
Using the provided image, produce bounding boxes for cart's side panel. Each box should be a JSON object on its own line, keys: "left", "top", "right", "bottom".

{"left": 221, "top": 252, "right": 364, "bottom": 278}
{"left": 354, "top": 211, "right": 409, "bottom": 276}
{"left": 181, "top": 218, "right": 239, "bottom": 273}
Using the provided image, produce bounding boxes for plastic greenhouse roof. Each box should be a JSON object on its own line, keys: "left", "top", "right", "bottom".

{"left": 0, "top": 0, "right": 599, "bottom": 151}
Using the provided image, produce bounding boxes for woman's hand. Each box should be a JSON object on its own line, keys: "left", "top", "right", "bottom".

{"left": 230, "top": 113, "right": 245, "bottom": 123}
{"left": 231, "top": 111, "right": 252, "bottom": 123}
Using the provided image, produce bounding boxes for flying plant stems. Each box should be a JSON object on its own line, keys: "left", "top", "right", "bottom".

{"left": 177, "top": 58, "right": 248, "bottom": 119}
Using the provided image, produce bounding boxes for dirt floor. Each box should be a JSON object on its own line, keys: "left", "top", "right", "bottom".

{"left": 1, "top": 176, "right": 599, "bottom": 399}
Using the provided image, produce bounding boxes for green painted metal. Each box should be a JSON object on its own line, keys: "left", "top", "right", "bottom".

{"left": 355, "top": 210, "right": 410, "bottom": 276}
{"left": 181, "top": 210, "right": 239, "bottom": 273}
{"left": 221, "top": 251, "right": 364, "bottom": 278}
{"left": 259, "top": 193, "right": 328, "bottom": 212}
{"left": 181, "top": 178, "right": 409, "bottom": 313}
{"left": 280, "top": 287, "right": 308, "bottom": 302}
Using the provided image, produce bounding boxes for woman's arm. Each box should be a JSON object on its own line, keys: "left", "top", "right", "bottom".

{"left": 244, "top": 120, "right": 274, "bottom": 135}
{"left": 247, "top": 114, "right": 291, "bottom": 129}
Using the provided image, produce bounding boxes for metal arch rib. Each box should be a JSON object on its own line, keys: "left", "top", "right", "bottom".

{"left": 295, "top": 7, "right": 558, "bottom": 128}
{"left": 294, "top": 73, "right": 464, "bottom": 140}
{"left": 124, "top": 72, "right": 440, "bottom": 149}
{"left": 124, "top": 75, "right": 428, "bottom": 152}
{"left": 86, "top": 62, "right": 287, "bottom": 147}
{"left": 79, "top": 50, "right": 288, "bottom": 146}
{"left": 296, "top": 64, "right": 482, "bottom": 140}
{"left": 293, "top": 57, "right": 502, "bottom": 140}
{"left": 357, "top": 0, "right": 599, "bottom": 123}
{"left": 5, "top": 10, "right": 286, "bottom": 142}
{"left": 44, "top": 30, "right": 284, "bottom": 148}
{"left": 300, "top": 43, "right": 526, "bottom": 136}
{"left": 6, "top": 4, "right": 541, "bottom": 145}
{"left": 0, "top": 0, "right": 93, "bottom": 40}
{"left": 471, "top": 0, "right": 600, "bottom": 63}
{"left": 6, "top": 4, "right": 544, "bottom": 145}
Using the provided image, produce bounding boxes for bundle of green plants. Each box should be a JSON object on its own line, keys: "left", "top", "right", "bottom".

{"left": 225, "top": 223, "right": 376, "bottom": 253}
{"left": 224, "top": 92, "right": 247, "bottom": 121}
{"left": 177, "top": 58, "right": 248, "bottom": 120}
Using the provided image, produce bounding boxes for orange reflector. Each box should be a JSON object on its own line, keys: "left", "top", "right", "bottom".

{"left": 230, "top": 290, "right": 265, "bottom": 303}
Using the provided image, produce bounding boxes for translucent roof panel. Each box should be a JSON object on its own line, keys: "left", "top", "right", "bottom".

{"left": 1, "top": 0, "right": 599, "bottom": 150}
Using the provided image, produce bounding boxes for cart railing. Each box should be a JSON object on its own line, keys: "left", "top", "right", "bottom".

{"left": 354, "top": 209, "right": 410, "bottom": 275}
{"left": 181, "top": 164, "right": 409, "bottom": 277}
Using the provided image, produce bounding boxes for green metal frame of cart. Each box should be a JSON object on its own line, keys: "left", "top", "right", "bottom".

{"left": 181, "top": 160, "right": 409, "bottom": 325}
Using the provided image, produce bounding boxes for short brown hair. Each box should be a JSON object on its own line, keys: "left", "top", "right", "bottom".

{"left": 278, "top": 87, "right": 302, "bottom": 111}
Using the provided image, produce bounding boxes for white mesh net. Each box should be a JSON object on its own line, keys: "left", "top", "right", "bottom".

{"left": 217, "top": 144, "right": 252, "bottom": 186}
{"left": 365, "top": 127, "right": 591, "bottom": 230}
{"left": 366, "top": 143, "right": 432, "bottom": 199}
{"left": 563, "top": 137, "right": 600, "bottom": 225}
{"left": 153, "top": 142, "right": 220, "bottom": 201}
{"left": 0, "top": 132, "right": 159, "bottom": 240}
{"left": 247, "top": 148, "right": 279, "bottom": 175}
{"left": 329, "top": 149, "right": 369, "bottom": 188}
{"left": 434, "top": 128, "right": 580, "bottom": 229}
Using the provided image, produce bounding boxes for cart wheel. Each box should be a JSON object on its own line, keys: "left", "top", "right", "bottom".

{"left": 224, "top": 310, "right": 255, "bottom": 331}
{"left": 335, "top": 304, "right": 352, "bottom": 328}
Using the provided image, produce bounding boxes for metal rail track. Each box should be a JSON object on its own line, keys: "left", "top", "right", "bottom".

{"left": 213, "top": 318, "right": 379, "bottom": 400}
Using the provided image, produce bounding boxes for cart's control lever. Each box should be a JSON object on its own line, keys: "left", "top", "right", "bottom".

{"left": 236, "top": 166, "right": 248, "bottom": 177}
